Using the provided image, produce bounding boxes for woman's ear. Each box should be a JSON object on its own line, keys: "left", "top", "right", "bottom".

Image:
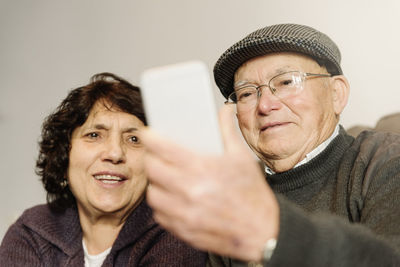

{"left": 330, "top": 75, "right": 350, "bottom": 116}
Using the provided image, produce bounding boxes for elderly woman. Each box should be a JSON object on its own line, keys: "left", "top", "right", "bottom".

{"left": 0, "top": 73, "right": 207, "bottom": 266}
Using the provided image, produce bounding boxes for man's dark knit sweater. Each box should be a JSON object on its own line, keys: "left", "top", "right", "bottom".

{"left": 210, "top": 127, "right": 400, "bottom": 266}
{"left": 0, "top": 200, "right": 207, "bottom": 266}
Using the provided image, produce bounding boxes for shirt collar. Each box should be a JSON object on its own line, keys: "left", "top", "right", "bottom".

{"left": 265, "top": 124, "right": 340, "bottom": 175}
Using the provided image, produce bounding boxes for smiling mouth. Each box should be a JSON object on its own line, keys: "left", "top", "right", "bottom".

{"left": 261, "top": 122, "right": 287, "bottom": 131}
{"left": 93, "top": 174, "right": 126, "bottom": 184}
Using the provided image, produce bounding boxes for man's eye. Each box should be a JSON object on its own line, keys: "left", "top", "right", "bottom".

{"left": 239, "top": 92, "right": 252, "bottom": 99}
{"left": 237, "top": 89, "right": 256, "bottom": 101}
{"left": 280, "top": 79, "right": 293, "bottom": 86}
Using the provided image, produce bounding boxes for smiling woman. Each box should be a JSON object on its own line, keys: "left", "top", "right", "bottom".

{"left": 68, "top": 102, "right": 147, "bottom": 223}
{"left": 0, "top": 73, "right": 207, "bottom": 266}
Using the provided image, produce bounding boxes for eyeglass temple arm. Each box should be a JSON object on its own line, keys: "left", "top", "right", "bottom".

{"left": 305, "top": 73, "right": 332, "bottom": 77}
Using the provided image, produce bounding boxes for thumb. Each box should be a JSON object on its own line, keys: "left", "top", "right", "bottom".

{"left": 219, "top": 104, "right": 248, "bottom": 154}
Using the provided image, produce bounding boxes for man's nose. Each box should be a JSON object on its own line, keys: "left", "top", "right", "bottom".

{"left": 101, "top": 136, "right": 126, "bottom": 164}
{"left": 256, "top": 86, "right": 282, "bottom": 114}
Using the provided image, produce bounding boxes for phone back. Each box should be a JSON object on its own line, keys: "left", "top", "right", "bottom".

{"left": 140, "top": 61, "right": 223, "bottom": 154}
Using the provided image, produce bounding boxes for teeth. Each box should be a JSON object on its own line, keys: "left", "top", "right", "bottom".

{"left": 94, "top": 174, "right": 123, "bottom": 181}
{"left": 101, "top": 180, "right": 120, "bottom": 184}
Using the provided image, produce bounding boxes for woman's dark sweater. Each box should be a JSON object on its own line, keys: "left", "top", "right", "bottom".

{"left": 0, "top": 200, "right": 207, "bottom": 266}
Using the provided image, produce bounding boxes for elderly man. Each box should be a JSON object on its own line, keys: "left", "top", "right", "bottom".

{"left": 140, "top": 24, "right": 400, "bottom": 266}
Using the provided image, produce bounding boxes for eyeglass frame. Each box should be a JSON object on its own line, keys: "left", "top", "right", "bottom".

{"left": 224, "top": 71, "right": 332, "bottom": 106}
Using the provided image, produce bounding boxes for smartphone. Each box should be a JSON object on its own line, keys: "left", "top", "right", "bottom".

{"left": 140, "top": 60, "right": 223, "bottom": 154}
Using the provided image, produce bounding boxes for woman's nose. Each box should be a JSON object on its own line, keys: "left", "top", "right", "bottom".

{"left": 102, "top": 136, "right": 126, "bottom": 164}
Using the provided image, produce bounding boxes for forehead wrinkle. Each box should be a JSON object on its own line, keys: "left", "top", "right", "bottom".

{"left": 84, "top": 111, "right": 114, "bottom": 129}
{"left": 86, "top": 110, "right": 142, "bottom": 132}
{"left": 83, "top": 109, "right": 124, "bottom": 130}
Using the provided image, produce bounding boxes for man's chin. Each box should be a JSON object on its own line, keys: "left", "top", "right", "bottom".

{"left": 256, "top": 140, "right": 297, "bottom": 159}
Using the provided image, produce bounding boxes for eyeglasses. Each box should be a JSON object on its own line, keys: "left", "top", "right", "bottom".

{"left": 225, "top": 71, "right": 331, "bottom": 112}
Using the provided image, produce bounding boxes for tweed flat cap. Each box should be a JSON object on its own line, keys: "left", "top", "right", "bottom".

{"left": 213, "top": 23, "right": 342, "bottom": 99}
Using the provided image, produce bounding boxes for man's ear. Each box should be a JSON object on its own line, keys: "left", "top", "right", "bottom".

{"left": 330, "top": 75, "right": 350, "bottom": 115}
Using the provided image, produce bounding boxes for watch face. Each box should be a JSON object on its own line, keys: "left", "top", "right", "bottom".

{"left": 262, "top": 238, "right": 277, "bottom": 262}
{"left": 246, "top": 238, "right": 277, "bottom": 266}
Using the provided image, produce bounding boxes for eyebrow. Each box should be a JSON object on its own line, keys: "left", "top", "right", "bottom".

{"left": 234, "top": 80, "right": 251, "bottom": 88}
{"left": 92, "top": 124, "right": 139, "bottom": 133}
{"left": 234, "top": 66, "right": 295, "bottom": 88}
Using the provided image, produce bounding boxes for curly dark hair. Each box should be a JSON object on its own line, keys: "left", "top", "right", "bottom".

{"left": 36, "top": 72, "right": 147, "bottom": 212}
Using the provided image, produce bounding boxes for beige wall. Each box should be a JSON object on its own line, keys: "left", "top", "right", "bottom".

{"left": 1, "top": 0, "right": 400, "bottom": 240}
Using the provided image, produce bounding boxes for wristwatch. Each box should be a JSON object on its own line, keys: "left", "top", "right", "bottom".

{"left": 247, "top": 238, "right": 277, "bottom": 267}
{"left": 262, "top": 238, "right": 277, "bottom": 262}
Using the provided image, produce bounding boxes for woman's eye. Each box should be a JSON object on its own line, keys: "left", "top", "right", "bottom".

{"left": 87, "top": 132, "right": 99, "bottom": 138}
{"left": 128, "top": 135, "right": 139, "bottom": 143}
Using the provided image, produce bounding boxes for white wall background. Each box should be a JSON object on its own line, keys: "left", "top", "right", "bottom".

{"left": 1, "top": 0, "right": 400, "bottom": 241}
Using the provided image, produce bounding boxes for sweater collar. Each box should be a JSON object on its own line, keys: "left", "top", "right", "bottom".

{"left": 265, "top": 124, "right": 340, "bottom": 175}
{"left": 22, "top": 200, "right": 156, "bottom": 257}
{"left": 266, "top": 126, "right": 354, "bottom": 193}
{"left": 109, "top": 200, "right": 157, "bottom": 252}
